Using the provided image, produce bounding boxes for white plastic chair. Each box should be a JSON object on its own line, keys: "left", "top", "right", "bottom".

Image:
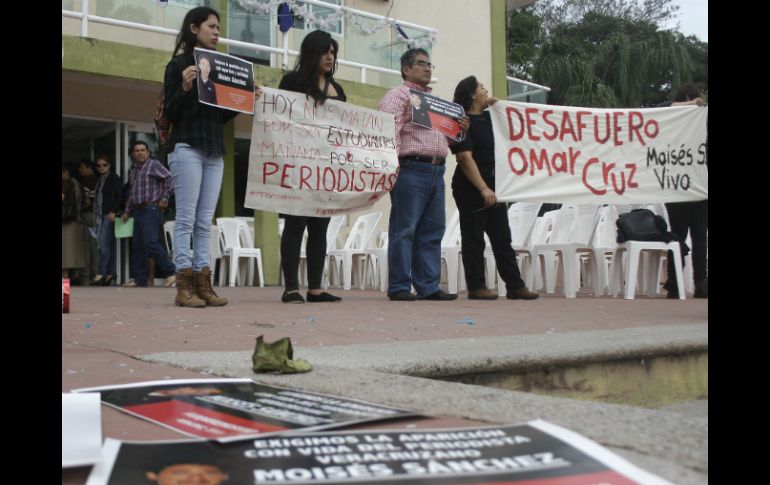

{"left": 318, "top": 215, "right": 346, "bottom": 289}
{"left": 363, "top": 230, "right": 389, "bottom": 291}
{"left": 496, "top": 202, "right": 542, "bottom": 294}
{"left": 527, "top": 204, "right": 600, "bottom": 298}
{"left": 608, "top": 225, "right": 686, "bottom": 300}
{"left": 440, "top": 210, "right": 462, "bottom": 294}
{"left": 327, "top": 213, "right": 382, "bottom": 290}
{"left": 216, "top": 218, "right": 265, "bottom": 287}
{"left": 481, "top": 234, "right": 497, "bottom": 289}
{"left": 163, "top": 220, "right": 175, "bottom": 257}
{"left": 584, "top": 205, "right": 619, "bottom": 296}
{"left": 525, "top": 211, "right": 559, "bottom": 292}
{"left": 209, "top": 224, "right": 227, "bottom": 286}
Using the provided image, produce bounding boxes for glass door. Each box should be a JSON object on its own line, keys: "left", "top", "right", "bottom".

{"left": 120, "top": 122, "right": 166, "bottom": 284}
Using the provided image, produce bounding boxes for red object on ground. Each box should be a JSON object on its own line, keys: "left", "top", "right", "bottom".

{"left": 62, "top": 278, "right": 70, "bottom": 313}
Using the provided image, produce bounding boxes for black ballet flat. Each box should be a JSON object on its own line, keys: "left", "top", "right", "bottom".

{"left": 306, "top": 291, "right": 342, "bottom": 303}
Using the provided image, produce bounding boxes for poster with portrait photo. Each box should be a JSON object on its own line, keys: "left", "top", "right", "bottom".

{"left": 409, "top": 89, "right": 465, "bottom": 141}
{"left": 194, "top": 47, "right": 255, "bottom": 114}
{"left": 86, "top": 421, "right": 672, "bottom": 485}
{"left": 73, "top": 378, "right": 415, "bottom": 442}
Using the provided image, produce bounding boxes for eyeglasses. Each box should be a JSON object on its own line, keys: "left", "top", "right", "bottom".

{"left": 413, "top": 60, "right": 435, "bottom": 70}
{"left": 96, "top": 164, "right": 108, "bottom": 168}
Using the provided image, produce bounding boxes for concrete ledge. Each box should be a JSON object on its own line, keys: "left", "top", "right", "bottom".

{"left": 142, "top": 324, "right": 707, "bottom": 377}
{"left": 139, "top": 324, "right": 708, "bottom": 484}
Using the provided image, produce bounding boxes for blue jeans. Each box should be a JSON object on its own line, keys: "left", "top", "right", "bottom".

{"left": 169, "top": 143, "right": 224, "bottom": 271}
{"left": 387, "top": 160, "right": 446, "bottom": 297}
{"left": 97, "top": 215, "right": 116, "bottom": 276}
{"left": 130, "top": 205, "right": 176, "bottom": 286}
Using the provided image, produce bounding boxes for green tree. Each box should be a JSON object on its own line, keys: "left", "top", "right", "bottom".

{"left": 506, "top": 0, "right": 707, "bottom": 108}
{"left": 535, "top": 13, "right": 694, "bottom": 107}
{"left": 506, "top": 6, "right": 543, "bottom": 80}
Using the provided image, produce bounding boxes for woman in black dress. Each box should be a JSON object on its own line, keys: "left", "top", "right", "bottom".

{"left": 273, "top": 30, "right": 346, "bottom": 303}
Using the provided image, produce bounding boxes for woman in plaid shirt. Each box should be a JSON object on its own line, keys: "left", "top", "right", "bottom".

{"left": 163, "top": 7, "right": 238, "bottom": 308}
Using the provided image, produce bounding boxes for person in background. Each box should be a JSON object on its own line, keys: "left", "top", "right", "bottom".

{"left": 657, "top": 84, "right": 708, "bottom": 299}
{"left": 450, "top": 76, "right": 539, "bottom": 301}
{"left": 77, "top": 159, "right": 99, "bottom": 284}
{"left": 91, "top": 155, "right": 122, "bottom": 286}
{"left": 121, "top": 141, "right": 177, "bottom": 289}
{"left": 164, "top": 6, "right": 237, "bottom": 307}
{"left": 63, "top": 172, "right": 86, "bottom": 282}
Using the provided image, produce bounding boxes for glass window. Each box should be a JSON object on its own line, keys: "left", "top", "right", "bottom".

{"left": 507, "top": 78, "right": 549, "bottom": 104}
{"left": 295, "top": 0, "right": 342, "bottom": 34}
{"left": 228, "top": 0, "right": 272, "bottom": 65}
{"left": 389, "top": 25, "right": 431, "bottom": 71}
{"left": 95, "top": 0, "right": 155, "bottom": 25}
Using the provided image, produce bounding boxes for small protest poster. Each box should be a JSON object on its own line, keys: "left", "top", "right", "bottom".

{"left": 73, "top": 379, "right": 415, "bottom": 442}
{"left": 86, "top": 420, "right": 672, "bottom": 485}
{"left": 194, "top": 47, "right": 255, "bottom": 115}
{"left": 409, "top": 89, "right": 465, "bottom": 141}
{"left": 245, "top": 87, "right": 399, "bottom": 216}
{"left": 113, "top": 217, "right": 133, "bottom": 238}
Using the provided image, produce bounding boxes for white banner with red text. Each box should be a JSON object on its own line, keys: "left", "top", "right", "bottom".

{"left": 490, "top": 101, "right": 708, "bottom": 204}
{"left": 245, "top": 87, "right": 399, "bottom": 217}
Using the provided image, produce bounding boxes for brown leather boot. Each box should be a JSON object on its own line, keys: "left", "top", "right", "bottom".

{"left": 174, "top": 269, "right": 206, "bottom": 308}
{"left": 506, "top": 287, "right": 540, "bottom": 300}
{"left": 467, "top": 288, "right": 499, "bottom": 300}
{"left": 194, "top": 267, "right": 228, "bottom": 306}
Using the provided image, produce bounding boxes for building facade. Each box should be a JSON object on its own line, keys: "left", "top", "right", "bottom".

{"left": 62, "top": 0, "right": 534, "bottom": 284}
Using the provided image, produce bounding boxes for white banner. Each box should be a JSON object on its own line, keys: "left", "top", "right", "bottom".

{"left": 245, "top": 87, "right": 399, "bottom": 216}
{"left": 491, "top": 101, "right": 708, "bottom": 204}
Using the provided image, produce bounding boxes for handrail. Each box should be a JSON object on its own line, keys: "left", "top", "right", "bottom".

{"left": 300, "top": 0, "right": 437, "bottom": 34}
{"left": 63, "top": 8, "right": 438, "bottom": 84}
{"left": 507, "top": 76, "right": 551, "bottom": 92}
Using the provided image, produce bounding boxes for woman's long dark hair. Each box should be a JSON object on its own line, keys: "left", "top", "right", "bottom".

{"left": 172, "top": 7, "right": 220, "bottom": 65}
{"left": 453, "top": 76, "right": 479, "bottom": 112}
{"left": 293, "top": 30, "right": 339, "bottom": 105}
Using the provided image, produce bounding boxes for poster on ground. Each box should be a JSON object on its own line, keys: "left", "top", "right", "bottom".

{"left": 490, "top": 101, "right": 707, "bottom": 204}
{"left": 409, "top": 89, "right": 465, "bottom": 141}
{"left": 194, "top": 47, "right": 255, "bottom": 114}
{"left": 244, "top": 87, "right": 399, "bottom": 217}
{"left": 86, "top": 420, "right": 672, "bottom": 485}
{"left": 73, "top": 379, "right": 415, "bottom": 442}
{"left": 62, "top": 393, "right": 103, "bottom": 468}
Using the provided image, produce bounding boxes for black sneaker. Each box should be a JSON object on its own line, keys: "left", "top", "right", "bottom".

{"left": 388, "top": 291, "right": 416, "bottom": 301}
{"left": 307, "top": 291, "right": 342, "bottom": 302}
{"left": 281, "top": 291, "right": 305, "bottom": 303}
{"left": 419, "top": 290, "right": 458, "bottom": 301}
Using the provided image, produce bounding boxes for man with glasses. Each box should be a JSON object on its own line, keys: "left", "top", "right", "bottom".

{"left": 379, "top": 49, "right": 468, "bottom": 302}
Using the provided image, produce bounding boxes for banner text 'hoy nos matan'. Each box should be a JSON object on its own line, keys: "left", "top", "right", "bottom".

{"left": 245, "top": 88, "right": 399, "bottom": 217}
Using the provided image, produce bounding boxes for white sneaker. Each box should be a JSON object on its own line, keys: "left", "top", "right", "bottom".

{"left": 163, "top": 275, "right": 177, "bottom": 288}
{"left": 121, "top": 279, "right": 138, "bottom": 288}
